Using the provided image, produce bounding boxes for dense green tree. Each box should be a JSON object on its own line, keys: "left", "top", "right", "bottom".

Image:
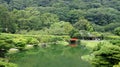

{"left": 103, "top": 0, "right": 120, "bottom": 11}
{"left": 0, "top": 0, "right": 120, "bottom": 33}
{"left": 86, "top": 3, "right": 102, "bottom": 9}
{"left": 12, "top": 8, "right": 59, "bottom": 31}
{"left": 12, "top": 7, "right": 41, "bottom": 31}
{"left": 104, "top": 23, "right": 120, "bottom": 32}
{"left": 0, "top": 5, "right": 16, "bottom": 33}
{"left": 69, "top": 28, "right": 79, "bottom": 38}
{"left": 67, "top": 10, "right": 86, "bottom": 24}
{"left": 74, "top": 19, "right": 94, "bottom": 32}
{"left": 9, "top": 0, "right": 37, "bottom": 10}
{"left": 85, "top": 8, "right": 120, "bottom": 25}
{"left": 40, "top": 13, "right": 59, "bottom": 28}
{"left": 51, "top": 7, "right": 69, "bottom": 22}
{"left": 92, "top": 24, "right": 105, "bottom": 32}
{"left": 48, "top": 21, "right": 73, "bottom": 35}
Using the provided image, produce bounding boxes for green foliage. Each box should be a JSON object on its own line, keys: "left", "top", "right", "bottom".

{"left": 12, "top": 8, "right": 41, "bottom": 31}
{"left": 92, "top": 24, "right": 105, "bottom": 32}
{"left": 0, "top": 5, "right": 17, "bottom": 33}
{"left": 91, "top": 32, "right": 102, "bottom": 37}
{"left": 49, "top": 36, "right": 63, "bottom": 42}
{"left": 12, "top": 8, "right": 59, "bottom": 31}
{"left": 104, "top": 23, "right": 120, "bottom": 32}
{"left": 48, "top": 21, "right": 73, "bottom": 35}
{"left": 114, "top": 27, "right": 120, "bottom": 36}
{"left": 90, "top": 43, "right": 120, "bottom": 67}
{"left": 104, "top": 35, "right": 120, "bottom": 40}
{"left": 0, "top": 35, "right": 14, "bottom": 57}
{"left": 13, "top": 37, "right": 27, "bottom": 48}
{"left": 113, "top": 62, "right": 120, "bottom": 67}
{"left": 103, "top": 0, "right": 120, "bottom": 11}
{"left": 26, "top": 37, "right": 39, "bottom": 44}
{"left": 69, "top": 28, "right": 79, "bottom": 38}
{"left": 40, "top": 13, "right": 59, "bottom": 28}
{"left": 93, "top": 22, "right": 120, "bottom": 32}
{"left": 85, "top": 8, "right": 120, "bottom": 26}
{"left": 0, "top": 61, "right": 17, "bottom": 67}
{"left": 110, "top": 40, "right": 120, "bottom": 46}
{"left": 36, "top": 35, "right": 70, "bottom": 43}
{"left": 74, "top": 19, "right": 94, "bottom": 32}
{"left": 0, "top": 0, "right": 120, "bottom": 33}
{"left": 67, "top": 10, "right": 86, "bottom": 24}
{"left": 102, "top": 33, "right": 120, "bottom": 40}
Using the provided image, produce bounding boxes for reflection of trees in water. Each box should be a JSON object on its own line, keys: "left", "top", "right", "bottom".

{"left": 9, "top": 45, "right": 91, "bottom": 67}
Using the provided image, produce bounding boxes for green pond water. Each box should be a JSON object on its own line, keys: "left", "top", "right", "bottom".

{"left": 9, "top": 45, "right": 92, "bottom": 67}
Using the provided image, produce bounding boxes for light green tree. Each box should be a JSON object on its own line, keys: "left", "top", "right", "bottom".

{"left": 74, "top": 18, "right": 94, "bottom": 32}
{"left": 48, "top": 21, "right": 73, "bottom": 35}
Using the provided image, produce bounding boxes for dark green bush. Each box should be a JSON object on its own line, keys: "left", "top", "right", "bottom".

{"left": 0, "top": 40, "right": 13, "bottom": 57}
{"left": 13, "top": 40, "right": 26, "bottom": 50}
{"left": 12, "top": 37, "right": 27, "bottom": 50}
{"left": 14, "top": 42, "right": 25, "bottom": 48}
{"left": 110, "top": 40, "right": 120, "bottom": 46}
{"left": 5, "top": 39, "right": 14, "bottom": 44}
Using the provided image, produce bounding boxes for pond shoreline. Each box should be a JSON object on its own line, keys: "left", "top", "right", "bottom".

{"left": 8, "top": 44, "right": 92, "bottom": 67}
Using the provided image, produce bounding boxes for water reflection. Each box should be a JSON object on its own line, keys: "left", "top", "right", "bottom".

{"left": 9, "top": 45, "right": 92, "bottom": 67}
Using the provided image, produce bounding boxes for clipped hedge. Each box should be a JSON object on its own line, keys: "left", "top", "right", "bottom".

{"left": 104, "top": 35, "right": 120, "bottom": 40}
{"left": 34, "top": 35, "right": 70, "bottom": 43}
{"left": 0, "top": 33, "right": 70, "bottom": 50}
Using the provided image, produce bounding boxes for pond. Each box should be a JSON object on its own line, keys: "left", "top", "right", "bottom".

{"left": 8, "top": 45, "right": 92, "bottom": 67}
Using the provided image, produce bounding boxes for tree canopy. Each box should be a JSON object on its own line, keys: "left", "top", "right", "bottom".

{"left": 0, "top": 0, "right": 120, "bottom": 34}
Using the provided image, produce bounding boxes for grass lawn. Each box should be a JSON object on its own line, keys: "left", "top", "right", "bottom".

{"left": 81, "top": 40, "right": 110, "bottom": 48}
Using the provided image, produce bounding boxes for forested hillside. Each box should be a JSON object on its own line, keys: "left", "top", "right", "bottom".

{"left": 0, "top": 0, "right": 120, "bottom": 35}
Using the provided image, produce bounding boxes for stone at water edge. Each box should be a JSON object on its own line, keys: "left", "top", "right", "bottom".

{"left": 8, "top": 48, "right": 19, "bottom": 54}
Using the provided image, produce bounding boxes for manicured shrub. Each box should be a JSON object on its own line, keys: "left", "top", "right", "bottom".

{"left": 35, "top": 35, "right": 70, "bottom": 43}
{"left": 89, "top": 43, "right": 120, "bottom": 67}
{"left": 104, "top": 35, "right": 120, "bottom": 40}
{"left": 13, "top": 37, "right": 27, "bottom": 50}
{"left": 49, "top": 36, "right": 63, "bottom": 42}
{"left": 26, "top": 37, "right": 39, "bottom": 44}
